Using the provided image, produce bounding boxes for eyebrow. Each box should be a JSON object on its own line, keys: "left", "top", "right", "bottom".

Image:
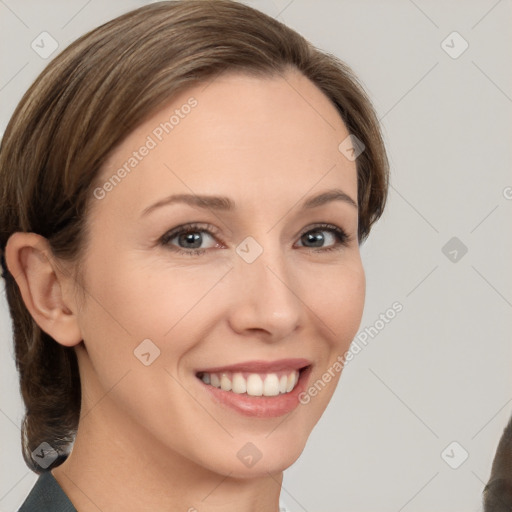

{"left": 140, "top": 188, "right": 357, "bottom": 217}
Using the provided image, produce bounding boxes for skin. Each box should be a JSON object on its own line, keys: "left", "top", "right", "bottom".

{"left": 6, "top": 68, "right": 365, "bottom": 512}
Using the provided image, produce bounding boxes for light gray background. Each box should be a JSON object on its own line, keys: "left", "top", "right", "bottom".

{"left": 1, "top": 1, "right": 511, "bottom": 511}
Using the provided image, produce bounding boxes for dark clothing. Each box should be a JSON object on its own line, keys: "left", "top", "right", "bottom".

{"left": 18, "top": 471, "right": 77, "bottom": 512}
{"left": 17, "top": 470, "right": 294, "bottom": 511}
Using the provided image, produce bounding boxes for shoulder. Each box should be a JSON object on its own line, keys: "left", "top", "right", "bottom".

{"left": 18, "top": 471, "right": 77, "bottom": 512}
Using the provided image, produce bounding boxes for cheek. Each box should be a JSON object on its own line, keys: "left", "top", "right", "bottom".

{"left": 81, "top": 251, "right": 212, "bottom": 334}
{"left": 76, "top": 253, "right": 231, "bottom": 376}
{"left": 305, "top": 257, "right": 366, "bottom": 348}
{"left": 292, "top": 260, "right": 364, "bottom": 430}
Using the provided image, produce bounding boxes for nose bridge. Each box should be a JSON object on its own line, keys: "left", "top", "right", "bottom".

{"left": 228, "top": 234, "right": 302, "bottom": 338}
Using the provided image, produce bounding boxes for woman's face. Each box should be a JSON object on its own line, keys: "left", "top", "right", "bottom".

{"left": 74, "top": 69, "right": 365, "bottom": 477}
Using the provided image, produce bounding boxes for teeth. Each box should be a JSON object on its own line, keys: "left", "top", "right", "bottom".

{"left": 279, "top": 375, "right": 288, "bottom": 394}
{"left": 232, "top": 373, "right": 247, "bottom": 394}
{"left": 220, "top": 374, "right": 232, "bottom": 391}
{"left": 263, "top": 374, "right": 279, "bottom": 396}
{"left": 210, "top": 373, "right": 220, "bottom": 388}
{"left": 286, "top": 372, "right": 295, "bottom": 393}
{"left": 199, "top": 370, "right": 301, "bottom": 397}
{"left": 247, "top": 374, "right": 263, "bottom": 396}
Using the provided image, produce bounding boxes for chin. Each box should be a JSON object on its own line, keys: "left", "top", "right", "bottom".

{"left": 207, "top": 430, "right": 310, "bottom": 479}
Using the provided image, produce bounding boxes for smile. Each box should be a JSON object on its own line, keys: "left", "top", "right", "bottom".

{"left": 197, "top": 369, "right": 300, "bottom": 397}
{"left": 195, "top": 359, "right": 312, "bottom": 417}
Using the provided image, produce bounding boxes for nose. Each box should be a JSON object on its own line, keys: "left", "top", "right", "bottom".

{"left": 227, "top": 240, "right": 303, "bottom": 342}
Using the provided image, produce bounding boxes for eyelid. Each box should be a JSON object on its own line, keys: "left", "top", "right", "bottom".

{"left": 160, "top": 222, "right": 221, "bottom": 245}
{"left": 297, "top": 222, "right": 349, "bottom": 241}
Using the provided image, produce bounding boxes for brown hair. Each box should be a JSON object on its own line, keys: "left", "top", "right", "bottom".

{"left": 0, "top": 0, "right": 389, "bottom": 473}
{"left": 483, "top": 415, "right": 512, "bottom": 511}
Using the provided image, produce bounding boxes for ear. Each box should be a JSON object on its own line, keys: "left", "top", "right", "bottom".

{"left": 5, "top": 232, "right": 83, "bottom": 347}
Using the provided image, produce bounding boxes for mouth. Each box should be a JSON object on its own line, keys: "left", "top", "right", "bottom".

{"left": 195, "top": 359, "right": 312, "bottom": 417}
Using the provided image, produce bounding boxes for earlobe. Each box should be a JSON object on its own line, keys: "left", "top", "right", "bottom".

{"left": 5, "top": 232, "right": 83, "bottom": 347}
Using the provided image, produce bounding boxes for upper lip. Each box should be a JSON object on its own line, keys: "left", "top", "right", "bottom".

{"left": 195, "top": 358, "right": 311, "bottom": 374}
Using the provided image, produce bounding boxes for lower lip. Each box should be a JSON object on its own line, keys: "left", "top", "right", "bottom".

{"left": 199, "top": 366, "right": 312, "bottom": 418}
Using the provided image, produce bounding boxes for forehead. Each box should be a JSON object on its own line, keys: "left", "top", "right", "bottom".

{"left": 92, "top": 69, "right": 357, "bottom": 219}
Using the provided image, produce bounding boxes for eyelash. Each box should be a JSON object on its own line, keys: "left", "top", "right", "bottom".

{"left": 159, "top": 222, "right": 351, "bottom": 257}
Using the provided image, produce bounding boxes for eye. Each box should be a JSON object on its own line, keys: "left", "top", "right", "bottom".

{"left": 159, "top": 223, "right": 221, "bottom": 257}
{"left": 295, "top": 224, "right": 350, "bottom": 252}
{"left": 159, "top": 222, "right": 351, "bottom": 257}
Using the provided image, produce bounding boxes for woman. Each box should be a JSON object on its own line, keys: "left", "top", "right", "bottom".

{"left": 0, "top": 1, "right": 388, "bottom": 511}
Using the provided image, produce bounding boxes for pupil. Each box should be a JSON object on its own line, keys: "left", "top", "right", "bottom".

{"left": 305, "top": 231, "right": 323, "bottom": 247}
{"left": 180, "top": 232, "right": 201, "bottom": 248}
